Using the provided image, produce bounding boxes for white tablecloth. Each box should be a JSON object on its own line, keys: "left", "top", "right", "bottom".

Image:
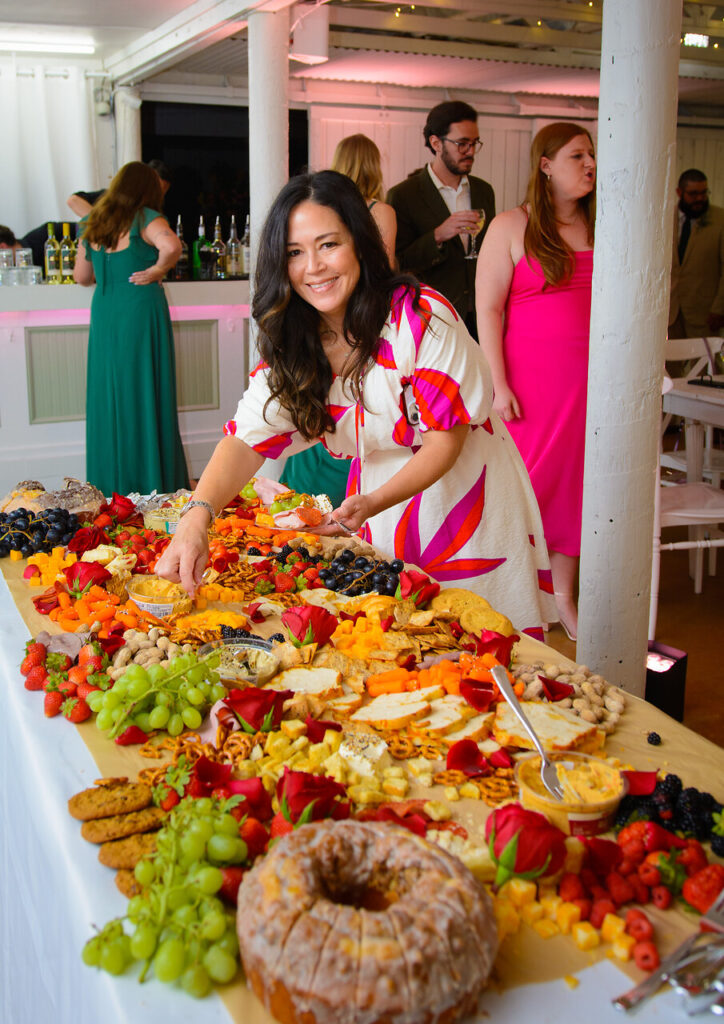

{"left": 0, "top": 571, "right": 685, "bottom": 1024}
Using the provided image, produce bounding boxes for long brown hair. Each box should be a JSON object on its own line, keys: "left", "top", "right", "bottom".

{"left": 523, "top": 122, "right": 595, "bottom": 285}
{"left": 331, "top": 134, "right": 385, "bottom": 202}
{"left": 82, "top": 162, "right": 163, "bottom": 249}
{"left": 253, "top": 171, "right": 418, "bottom": 440}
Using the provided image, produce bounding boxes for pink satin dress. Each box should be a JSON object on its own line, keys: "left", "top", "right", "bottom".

{"left": 503, "top": 251, "right": 593, "bottom": 557}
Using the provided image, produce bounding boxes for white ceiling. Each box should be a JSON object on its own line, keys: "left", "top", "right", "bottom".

{"left": 1, "top": 1, "right": 724, "bottom": 110}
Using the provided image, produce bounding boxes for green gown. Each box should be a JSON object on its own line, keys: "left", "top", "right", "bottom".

{"left": 83, "top": 208, "right": 190, "bottom": 497}
{"left": 282, "top": 445, "right": 351, "bottom": 508}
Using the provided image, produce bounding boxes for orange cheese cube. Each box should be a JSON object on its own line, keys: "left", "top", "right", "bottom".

{"left": 533, "top": 918, "right": 560, "bottom": 939}
{"left": 556, "top": 901, "right": 583, "bottom": 934}
{"left": 601, "top": 913, "right": 627, "bottom": 943}
{"left": 611, "top": 933, "right": 636, "bottom": 961}
{"left": 572, "top": 921, "right": 600, "bottom": 951}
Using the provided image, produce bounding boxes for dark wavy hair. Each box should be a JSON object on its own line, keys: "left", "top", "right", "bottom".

{"left": 82, "top": 161, "right": 163, "bottom": 249}
{"left": 252, "top": 170, "right": 418, "bottom": 440}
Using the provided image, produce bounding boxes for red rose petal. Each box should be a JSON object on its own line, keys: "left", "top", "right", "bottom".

{"left": 622, "top": 770, "right": 659, "bottom": 796}
{"left": 538, "top": 674, "right": 575, "bottom": 701}
{"left": 447, "top": 738, "right": 491, "bottom": 776}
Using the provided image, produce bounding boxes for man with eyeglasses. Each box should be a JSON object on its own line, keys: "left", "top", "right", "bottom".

{"left": 387, "top": 101, "right": 495, "bottom": 338}
{"left": 669, "top": 168, "right": 724, "bottom": 338}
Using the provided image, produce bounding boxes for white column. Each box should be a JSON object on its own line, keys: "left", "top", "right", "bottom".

{"left": 577, "top": 0, "right": 682, "bottom": 695}
{"left": 113, "top": 86, "right": 142, "bottom": 167}
{"left": 248, "top": 6, "right": 290, "bottom": 281}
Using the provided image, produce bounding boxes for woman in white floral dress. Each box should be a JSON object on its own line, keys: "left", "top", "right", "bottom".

{"left": 157, "top": 172, "right": 555, "bottom": 636}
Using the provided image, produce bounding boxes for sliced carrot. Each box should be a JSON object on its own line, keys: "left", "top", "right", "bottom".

{"left": 57, "top": 591, "right": 72, "bottom": 609}
{"left": 93, "top": 605, "right": 117, "bottom": 622}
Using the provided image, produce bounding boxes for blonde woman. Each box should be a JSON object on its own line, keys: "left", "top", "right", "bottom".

{"left": 332, "top": 134, "right": 397, "bottom": 264}
{"left": 475, "top": 122, "right": 596, "bottom": 641}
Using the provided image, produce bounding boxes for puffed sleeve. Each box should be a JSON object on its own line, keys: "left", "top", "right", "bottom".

{"left": 222, "top": 362, "right": 317, "bottom": 461}
{"left": 391, "top": 286, "right": 494, "bottom": 432}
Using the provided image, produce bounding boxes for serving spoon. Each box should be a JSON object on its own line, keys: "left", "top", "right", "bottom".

{"left": 491, "top": 665, "right": 565, "bottom": 802}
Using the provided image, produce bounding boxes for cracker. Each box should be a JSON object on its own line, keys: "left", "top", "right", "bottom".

{"left": 99, "top": 831, "right": 158, "bottom": 869}
{"left": 115, "top": 869, "right": 144, "bottom": 899}
{"left": 459, "top": 606, "right": 514, "bottom": 638}
{"left": 68, "top": 780, "right": 153, "bottom": 821}
{"left": 80, "top": 806, "right": 166, "bottom": 844}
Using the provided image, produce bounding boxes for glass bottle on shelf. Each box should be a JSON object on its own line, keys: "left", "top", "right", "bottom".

{"left": 59, "top": 223, "right": 76, "bottom": 284}
{"left": 193, "top": 216, "right": 213, "bottom": 281}
{"left": 44, "top": 223, "right": 62, "bottom": 284}
{"left": 172, "top": 215, "right": 189, "bottom": 281}
{"left": 241, "top": 214, "right": 251, "bottom": 277}
{"left": 226, "top": 215, "right": 242, "bottom": 279}
{"left": 210, "top": 216, "right": 227, "bottom": 280}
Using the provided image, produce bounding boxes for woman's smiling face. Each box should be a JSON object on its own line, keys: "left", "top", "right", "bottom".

{"left": 286, "top": 200, "right": 361, "bottom": 327}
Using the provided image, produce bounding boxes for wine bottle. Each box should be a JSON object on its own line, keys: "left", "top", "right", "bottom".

{"left": 44, "top": 223, "right": 61, "bottom": 284}
{"left": 173, "top": 215, "right": 189, "bottom": 281}
{"left": 59, "top": 223, "right": 76, "bottom": 284}
{"left": 226, "top": 215, "right": 242, "bottom": 279}
{"left": 241, "top": 214, "right": 251, "bottom": 277}
{"left": 210, "top": 216, "right": 227, "bottom": 280}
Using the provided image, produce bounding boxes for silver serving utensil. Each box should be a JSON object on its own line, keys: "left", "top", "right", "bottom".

{"left": 613, "top": 931, "right": 709, "bottom": 1012}
{"left": 490, "top": 665, "right": 564, "bottom": 801}
{"left": 669, "top": 937, "right": 724, "bottom": 996}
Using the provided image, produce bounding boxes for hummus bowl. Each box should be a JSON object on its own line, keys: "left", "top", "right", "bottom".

{"left": 515, "top": 751, "right": 626, "bottom": 836}
{"left": 197, "top": 637, "right": 280, "bottom": 686}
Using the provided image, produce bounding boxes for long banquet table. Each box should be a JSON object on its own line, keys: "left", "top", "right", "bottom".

{"left": 2, "top": 559, "right": 722, "bottom": 1024}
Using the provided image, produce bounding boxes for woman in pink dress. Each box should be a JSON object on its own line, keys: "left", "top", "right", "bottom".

{"left": 475, "top": 123, "right": 596, "bottom": 640}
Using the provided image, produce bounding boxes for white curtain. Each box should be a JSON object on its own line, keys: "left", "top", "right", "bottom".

{"left": 0, "top": 61, "right": 100, "bottom": 237}
{"left": 114, "top": 86, "right": 143, "bottom": 167}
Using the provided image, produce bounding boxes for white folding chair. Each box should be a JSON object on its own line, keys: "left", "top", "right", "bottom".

{"left": 661, "top": 336, "right": 724, "bottom": 487}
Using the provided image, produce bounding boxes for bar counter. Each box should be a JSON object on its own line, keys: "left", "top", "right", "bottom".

{"left": 0, "top": 282, "right": 251, "bottom": 497}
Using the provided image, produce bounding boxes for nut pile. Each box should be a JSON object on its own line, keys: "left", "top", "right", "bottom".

{"left": 106, "top": 627, "right": 195, "bottom": 680}
{"left": 510, "top": 661, "right": 626, "bottom": 733}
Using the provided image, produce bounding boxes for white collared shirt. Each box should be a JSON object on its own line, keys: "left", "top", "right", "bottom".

{"left": 427, "top": 162, "right": 471, "bottom": 217}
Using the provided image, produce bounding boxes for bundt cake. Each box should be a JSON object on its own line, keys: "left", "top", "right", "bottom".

{"left": 236, "top": 818, "right": 498, "bottom": 1024}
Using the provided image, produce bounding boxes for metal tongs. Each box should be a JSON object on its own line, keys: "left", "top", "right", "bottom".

{"left": 490, "top": 665, "right": 564, "bottom": 801}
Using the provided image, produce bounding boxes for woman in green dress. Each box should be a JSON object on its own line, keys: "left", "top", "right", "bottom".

{"left": 74, "top": 161, "right": 190, "bottom": 497}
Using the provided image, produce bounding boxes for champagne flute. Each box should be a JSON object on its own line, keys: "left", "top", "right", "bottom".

{"left": 465, "top": 210, "right": 486, "bottom": 260}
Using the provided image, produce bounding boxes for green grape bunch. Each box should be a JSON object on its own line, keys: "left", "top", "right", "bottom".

{"left": 87, "top": 651, "right": 227, "bottom": 740}
{"left": 82, "top": 795, "right": 248, "bottom": 996}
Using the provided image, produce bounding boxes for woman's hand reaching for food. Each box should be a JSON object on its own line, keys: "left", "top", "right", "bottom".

{"left": 493, "top": 383, "right": 521, "bottom": 422}
{"left": 314, "top": 494, "right": 373, "bottom": 537}
{"left": 155, "top": 508, "right": 211, "bottom": 596}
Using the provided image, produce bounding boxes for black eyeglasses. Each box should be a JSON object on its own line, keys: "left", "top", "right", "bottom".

{"left": 440, "top": 137, "right": 483, "bottom": 154}
{"left": 683, "top": 187, "right": 709, "bottom": 198}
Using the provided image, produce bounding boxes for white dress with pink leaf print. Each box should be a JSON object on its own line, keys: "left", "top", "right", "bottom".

{"left": 225, "top": 285, "right": 556, "bottom": 636}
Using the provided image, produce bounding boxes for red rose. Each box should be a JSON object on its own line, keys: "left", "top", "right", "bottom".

{"left": 62, "top": 561, "right": 111, "bottom": 599}
{"left": 99, "top": 492, "right": 136, "bottom": 523}
{"left": 227, "top": 777, "right": 274, "bottom": 822}
{"left": 485, "top": 802, "right": 567, "bottom": 887}
{"left": 281, "top": 605, "right": 338, "bottom": 647}
{"left": 66, "top": 526, "right": 110, "bottom": 554}
{"left": 223, "top": 686, "right": 292, "bottom": 733}
{"left": 396, "top": 569, "right": 440, "bottom": 608}
{"left": 276, "top": 768, "right": 349, "bottom": 824}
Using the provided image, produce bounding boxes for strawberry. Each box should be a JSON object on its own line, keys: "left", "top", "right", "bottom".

{"left": 676, "top": 839, "right": 708, "bottom": 878}
{"left": 57, "top": 678, "right": 77, "bottom": 697}
{"left": 571, "top": 897, "right": 592, "bottom": 922}
{"left": 269, "top": 811, "right": 294, "bottom": 839}
{"left": 78, "top": 641, "right": 103, "bottom": 665}
{"left": 20, "top": 650, "right": 46, "bottom": 675}
{"left": 239, "top": 817, "right": 269, "bottom": 859}
{"left": 159, "top": 788, "right": 180, "bottom": 812}
{"left": 558, "top": 872, "right": 586, "bottom": 902}
{"left": 288, "top": 564, "right": 305, "bottom": 578}
{"left": 67, "top": 663, "right": 91, "bottom": 688}
{"left": 605, "top": 871, "right": 636, "bottom": 906}
{"left": 273, "top": 573, "right": 296, "bottom": 594}
{"left": 632, "top": 880, "right": 651, "bottom": 905}
{"left": 302, "top": 566, "right": 319, "bottom": 581}
{"left": 620, "top": 837, "right": 647, "bottom": 866}
{"left": 46, "top": 652, "right": 72, "bottom": 673}
{"left": 25, "top": 640, "right": 47, "bottom": 660}
{"left": 62, "top": 696, "right": 92, "bottom": 723}
{"left": 24, "top": 664, "right": 48, "bottom": 691}
{"left": 77, "top": 681, "right": 101, "bottom": 701}
{"left": 44, "top": 691, "right": 63, "bottom": 717}
{"left": 218, "top": 866, "right": 246, "bottom": 906}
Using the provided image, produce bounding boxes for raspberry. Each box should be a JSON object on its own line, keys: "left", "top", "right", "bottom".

{"left": 605, "top": 871, "right": 636, "bottom": 907}
{"left": 625, "top": 908, "right": 654, "bottom": 942}
{"left": 651, "top": 885, "right": 672, "bottom": 910}
{"left": 558, "top": 872, "right": 586, "bottom": 902}
{"left": 633, "top": 940, "right": 660, "bottom": 972}
{"left": 647, "top": 731, "right": 661, "bottom": 745}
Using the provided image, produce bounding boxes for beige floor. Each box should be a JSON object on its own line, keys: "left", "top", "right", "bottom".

{"left": 544, "top": 536, "right": 723, "bottom": 748}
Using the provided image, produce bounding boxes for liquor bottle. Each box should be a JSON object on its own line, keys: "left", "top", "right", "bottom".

{"left": 44, "top": 223, "right": 62, "bottom": 284}
{"left": 210, "top": 216, "right": 227, "bottom": 280}
{"left": 192, "top": 216, "right": 212, "bottom": 281}
{"left": 241, "top": 214, "right": 251, "bottom": 277}
{"left": 59, "top": 223, "right": 76, "bottom": 284}
{"left": 173, "top": 215, "right": 189, "bottom": 281}
{"left": 226, "top": 214, "right": 242, "bottom": 279}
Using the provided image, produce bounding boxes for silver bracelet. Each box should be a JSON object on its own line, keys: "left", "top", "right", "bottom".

{"left": 179, "top": 499, "right": 216, "bottom": 525}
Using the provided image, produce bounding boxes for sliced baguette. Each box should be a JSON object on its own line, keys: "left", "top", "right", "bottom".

{"left": 350, "top": 694, "right": 431, "bottom": 730}
{"left": 326, "top": 685, "right": 364, "bottom": 716}
{"left": 414, "top": 695, "right": 477, "bottom": 737}
{"left": 492, "top": 700, "right": 598, "bottom": 752}
{"left": 264, "top": 666, "right": 343, "bottom": 701}
{"left": 441, "top": 712, "right": 495, "bottom": 746}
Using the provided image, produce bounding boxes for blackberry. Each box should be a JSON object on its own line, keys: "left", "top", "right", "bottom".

{"left": 278, "top": 544, "right": 293, "bottom": 560}
{"left": 647, "top": 731, "right": 661, "bottom": 745}
{"left": 268, "top": 632, "right": 285, "bottom": 643}
{"left": 658, "top": 774, "right": 683, "bottom": 800}
{"left": 296, "top": 546, "right": 310, "bottom": 560}
{"left": 711, "top": 834, "right": 724, "bottom": 858}
{"left": 220, "top": 626, "right": 252, "bottom": 640}
{"left": 247, "top": 546, "right": 262, "bottom": 556}
{"left": 614, "top": 794, "right": 642, "bottom": 829}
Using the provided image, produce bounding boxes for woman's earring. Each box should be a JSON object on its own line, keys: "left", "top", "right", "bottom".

{"left": 546, "top": 173, "right": 552, "bottom": 181}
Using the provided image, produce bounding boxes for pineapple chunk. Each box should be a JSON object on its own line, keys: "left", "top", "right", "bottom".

{"left": 521, "top": 901, "right": 545, "bottom": 925}
{"left": 601, "top": 913, "right": 627, "bottom": 944}
{"left": 556, "top": 901, "right": 582, "bottom": 935}
{"left": 533, "top": 918, "right": 560, "bottom": 939}
{"left": 493, "top": 899, "right": 521, "bottom": 941}
{"left": 539, "top": 893, "right": 563, "bottom": 920}
{"left": 500, "top": 878, "right": 538, "bottom": 907}
{"left": 611, "top": 933, "right": 636, "bottom": 962}
{"left": 571, "top": 921, "right": 600, "bottom": 951}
